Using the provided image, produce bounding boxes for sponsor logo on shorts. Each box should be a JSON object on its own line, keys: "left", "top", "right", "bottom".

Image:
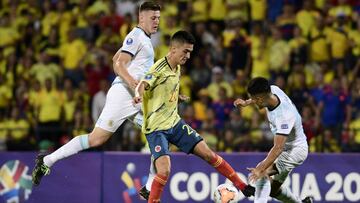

{"left": 126, "top": 38, "right": 133, "bottom": 45}
{"left": 108, "top": 120, "right": 114, "bottom": 127}
{"left": 155, "top": 145, "right": 161, "bottom": 152}
{"left": 281, "top": 124, "right": 288, "bottom": 129}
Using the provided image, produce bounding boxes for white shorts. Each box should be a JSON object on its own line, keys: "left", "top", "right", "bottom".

{"left": 95, "top": 83, "right": 143, "bottom": 132}
{"left": 273, "top": 145, "right": 308, "bottom": 183}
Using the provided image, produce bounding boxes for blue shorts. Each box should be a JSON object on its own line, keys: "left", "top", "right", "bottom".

{"left": 146, "top": 119, "right": 203, "bottom": 160}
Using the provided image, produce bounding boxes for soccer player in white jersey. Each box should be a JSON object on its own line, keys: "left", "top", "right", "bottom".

{"left": 32, "top": 1, "right": 161, "bottom": 188}
{"left": 234, "top": 77, "right": 313, "bottom": 203}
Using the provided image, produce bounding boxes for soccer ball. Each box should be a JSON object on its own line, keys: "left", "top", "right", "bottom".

{"left": 213, "top": 184, "right": 239, "bottom": 203}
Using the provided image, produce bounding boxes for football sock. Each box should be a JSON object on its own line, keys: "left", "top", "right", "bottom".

{"left": 273, "top": 186, "right": 302, "bottom": 203}
{"left": 44, "top": 134, "right": 90, "bottom": 168}
{"left": 255, "top": 177, "right": 271, "bottom": 203}
{"left": 146, "top": 156, "right": 156, "bottom": 191}
{"left": 209, "top": 153, "right": 246, "bottom": 191}
{"left": 148, "top": 174, "right": 168, "bottom": 203}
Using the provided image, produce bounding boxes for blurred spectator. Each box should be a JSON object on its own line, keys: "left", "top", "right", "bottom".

{"left": 63, "top": 79, "right": 77, "bottom": 134}
{"left": 29, "top": 51, "right": 61, "bottom": 87}
{"left": 85, "top": 52, "right": 111, "bottom": 96}
{"left": 296, "top": 0, "right": 319, "bottom": 37}
{"left": 59, "top": 29, "right": 87, "bottom": 86}
{"left": 249, "top": 23, "right": 270, "bottom": 78}
{"left": 91, "top": 79, "right": 109, "bottom": 123}
{"left": 1, "top": 0, "right": 359, "bottom": 152}
{"left": 249, "top": 0, "right": 267, "bottom": 22}
{"left": 36, "top": 78, "right": 64, "bottom": 145}
{"left": 0, "top": 113, "right": 7, "bottom": 151}
{"left": 211, "top": 86, "right": 234, "bottom": 130}
{"left": 182, "top": 105, "right": 202, "bottom": 130}
{"left": 6, "top": 107, "right": 32, "bottom": 151}
{"left": 276, "top": 3, "right": 296, "bottom": 40}
{"left": 289, "top": 26, "right": 308, "bottom": 65}
{"left": 189, "top": 55, "right": 211, "bottom": 91}
{"left": 225, "top": 109, "right": 250, "bottom": 137}
{"left": 302, "top": 105, "right": 320, "bottom": 144}
{"left": 193, "top": 89, "right": 211, "bottom": 122}
{"left": 179, "top": 67, "right": 192, "bottom": 101}
{"left": 269, "top": 26, "right": 291, "bottom": 79}
{"left": 207, "top": 66, "right": 233, "bottom": 101}
{"left": 225, "top": 22, "right": 251, "bottom": 75}
{"left": 318, "top": 77, "right": 351, "bottom": 143}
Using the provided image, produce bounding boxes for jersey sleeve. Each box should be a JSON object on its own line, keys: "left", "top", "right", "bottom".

{"left": 121, "top": 34, "right": 141, "bottom": 57}
{"left": 141, "top": 68, "right": 161, "bottom": 89}
{"left": 275, "top": 114, "right": 296, "bottom": 135}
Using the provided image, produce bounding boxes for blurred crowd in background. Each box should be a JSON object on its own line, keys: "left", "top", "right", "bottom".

{"left": 1, "top": 0, "right": 360, "bottom": 153}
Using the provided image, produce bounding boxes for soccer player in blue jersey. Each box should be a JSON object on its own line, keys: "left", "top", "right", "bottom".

{"left": 134, "top": 30, "right": 255, "bottom": 203}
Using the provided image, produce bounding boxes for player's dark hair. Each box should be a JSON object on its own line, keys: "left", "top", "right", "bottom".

{"left": 139, "top": 1, "right": 161, "bottom": 12}
{"left": 247, "top": 77, "right": 271, "bottom": 95}
{"left": 171, "top": 31, "right": 196, "bottom": 45}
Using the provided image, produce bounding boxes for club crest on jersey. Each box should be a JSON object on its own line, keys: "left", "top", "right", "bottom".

{"left": 126, "top": 38, "right": 133, "bottom": 45}
{"left": 145, "top": 74, "right": 152, "bottom": 80}
{"left": 155, "top": 145, "right": 161, "bottom": 152}
{"left": 281, "top": 124, "right": 288, "bottom": 129}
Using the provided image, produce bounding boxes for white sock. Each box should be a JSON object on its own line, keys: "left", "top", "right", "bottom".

{"left": 255, "top": 177, "right": 271, "bottom": 203}
{"left": 274, "top": 186, "right": 302, "bottom": 203}
{"left": 145, "top": 156, "right": 156, "bottom": 191}
{"left": 43, "top": 134, "right": 90, "bottom": 168}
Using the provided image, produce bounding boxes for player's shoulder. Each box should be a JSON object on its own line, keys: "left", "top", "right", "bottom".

{"left": 270, "top": 85, "right": 282, "bottom": 93}
{"left": 124, "top": 27, "right": 145, "bottom": 43}
{"left": 150, "top": 57, "right": 168, "bottom": 72}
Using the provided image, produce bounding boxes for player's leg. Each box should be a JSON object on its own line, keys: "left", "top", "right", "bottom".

{"left": 192, "top": 141, "right": 254, "bottom": 196}
{"left": 252, "top": 163, "right": 277, "bottom": 202}
{"left": 254, "top": 177, "right": 271, "bottom": 203}
{"left": 139, "top": 155, "right": 155, "bottom": 200}
{"left": 149, "top": 155, "right": 170, "bottom": 203}
{"left": 270, "top": 180, "right": 302, "bottom": 203}
{"left": 270, "top": 147, "right": 309, "bottom": 203}
{"left": 128, "top": 112, "right": 154, "bottom": 200}
{"left": 146, "top": 131, "right": 171, "bottom": 203}
{"left": 146, "top": 156, "right": 156, "bottom": 190}
{"left": 169, "top": 120, "right": 254, "bottom": 197}
{"left": 32, "top": 84, "right": 138, "bottom": 185}
{"left": 32, "top": 126, "right": 114, "bottom": 186}
{"left": 44, "top": 127, "right": 113, "bottom": 168}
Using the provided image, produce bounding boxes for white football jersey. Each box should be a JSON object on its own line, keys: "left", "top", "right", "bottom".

{"left": 113, "top": 27, "right": 155, "bottom": 84}
{"left": 266, "top": 85, "right": 308, "bottom": 149}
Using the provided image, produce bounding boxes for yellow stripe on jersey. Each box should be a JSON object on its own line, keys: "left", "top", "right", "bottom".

{"left": 141, "top": 57, "right": 181, "bottom": 134}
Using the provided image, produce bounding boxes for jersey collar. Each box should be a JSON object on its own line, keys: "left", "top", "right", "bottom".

{"left": 268, "top": 94, "right": 281, "bottom": 111}
{"left": 136, "top": 26, "right": 151, "bottom": 39}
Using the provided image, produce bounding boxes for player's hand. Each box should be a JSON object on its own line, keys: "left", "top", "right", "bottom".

{"left": 133, "top": 96, "right": 142, "bottom": 104}
{"left": 234, "top": 98, "right": 253, "bottom": 108}
{"left": 247, "top": 167, "right": 266, "bottom": 183}
{"left": 179, "top": 94, "right": 190, "bottom": 102}
{"left": 127, "top": 79, "right": 139, "bottom": 90}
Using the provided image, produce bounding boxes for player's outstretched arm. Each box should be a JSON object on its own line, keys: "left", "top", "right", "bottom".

{"left": 233, "top": 98, "right": 253, "bottom": 108}
{"left": 113, "top": 51, "right": 139, "bottom": 90}
{"left": 248, "top": 134, "right": 287, "bottom": 183}
{"left": 133, "top": 81, "right": 149, "bottom": 104}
